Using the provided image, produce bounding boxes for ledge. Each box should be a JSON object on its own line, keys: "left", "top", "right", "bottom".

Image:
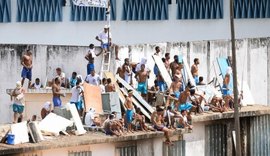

{"left": 192, "top": 105, "right": 270, "bottom": 122}
{"left": 0, "top": 129, "right": 187, "bottom": 155}
{"left": 6, "top": 88, "right": 72, "bottom": 94}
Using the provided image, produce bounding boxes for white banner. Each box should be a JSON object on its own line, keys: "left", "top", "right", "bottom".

{"left": 72, "top": 0, "right": 108, "bottom": 8}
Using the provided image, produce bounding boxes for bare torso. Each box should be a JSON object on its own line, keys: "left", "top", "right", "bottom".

{"left": 170, "top": 81, "right": 182, "bottom": 92}
{"left": 125, "top": 96, "right": 134, "bottom": 110}
{"left": 22, "top": 54, "right": 32, "bottom": 68}
{"left": 137, "top": 70, "right": 148, "bottom": 83}
{"left": 52, "top": 83, "right": 61, "bottom": 97}
{"left": 191, "top": 64, "right": 199, "bottom": 77}
{"left": 170, "top": 62, "right": 179, "bottom": 77}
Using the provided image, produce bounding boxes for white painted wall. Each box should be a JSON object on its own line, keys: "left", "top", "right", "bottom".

{"left": 184, "top": 122, "right": 206, "bottom": 156}
{"left": 0, "top": 0, "right": 270, "bottom": 46}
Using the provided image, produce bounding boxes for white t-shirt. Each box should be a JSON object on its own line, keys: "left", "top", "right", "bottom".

{"left": 85, "top": 111, "right": 95, "bottom": 126}
{"left": 98, "top": 31, "right": 112, "bottom": 44}
{"left": 70, "top": 86, "right": 83, "bottom": 102}
{"left": 85, "top": 74, "right": 101, "bottom": 86}
{"left": 100, "top": 84, "right": 106, "bottom": 93}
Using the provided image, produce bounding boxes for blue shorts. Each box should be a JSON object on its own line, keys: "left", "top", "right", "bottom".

{"left": 87, "top": 63, "right": 95, "bottom": 75}
{"left": 101, "top": 43, "right": 109, "bottom": 49}
{"left": 194, "top": 76, "right": 199, "bottom": 85}
{"left": 174, "top": 91, "right": 180, "bottom": 99}
{"left": 126, "top": 109, "right": 134, "bottom": 123}
{"left": 53, "top": 97, "right": 62, "bottom": 107}
{"left": 222, "top": 84, "right": 232, "bottom": 96}
{"left": 21, "top": 67, "right": 32, "bottom": 81}
{"left": 137, "top": 82, "right": 147, "bottom": 94}
{"left": 13, "top": 104, "right": 24, "bottom": 113}
{"left": 178, "top": 103, "right": 193, "bottom": 111}
{"left": 157, "top": 81, "right": 166, "bottom": 92}
{"left": 70, "top": 101, "right": 83, "bottom": 110}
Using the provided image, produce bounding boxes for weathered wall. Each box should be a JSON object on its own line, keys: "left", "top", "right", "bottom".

{"left": 1, "top": 0, "right": 270, "bottom": 46}
{"left": 0, "top": 38, "right": 269, "bottom": 123}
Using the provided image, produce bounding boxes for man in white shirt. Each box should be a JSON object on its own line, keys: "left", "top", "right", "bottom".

{"left": 85, "top": 70, "right": 101, "bottom": 86}
{"left": 95, "top": 25, "right": 120, "bottom": 60}
{"left": 70, "top": 81, "right": 84, "bottom": 116}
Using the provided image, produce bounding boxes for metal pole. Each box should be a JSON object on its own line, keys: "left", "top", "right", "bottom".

{"left": 230, "top": 0, "right": 241, "bottom": 155}
{"left": 107, "top": 0, "right": 111, "bottom": 52}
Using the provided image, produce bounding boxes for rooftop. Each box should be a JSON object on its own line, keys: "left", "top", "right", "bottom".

{"left": 0, "top": 105, "right": 269, "bottom": 155}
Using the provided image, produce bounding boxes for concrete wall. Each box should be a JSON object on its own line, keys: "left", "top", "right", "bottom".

{"left": 0, "top": 0, "right": 270, "bottom": 46}
{"left": 14, "top": 138, "right": 164, "bottom": 156}
{"left": 184, "top": 122, "right": 205, "bottom": 156}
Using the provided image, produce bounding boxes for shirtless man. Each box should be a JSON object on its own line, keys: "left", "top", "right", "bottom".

{"left": 170, "top": 55, "right": 180, "bottom": 77}
{"left": 123, "top": 58, "right": 133, "bottom": 85}
{"left": 164, "top": 53, "right": 170, "bottom": 72}
{"left": 135, "top": 64, "right": 149, "bottom": 100}
{"left": 222, "top": 67, "right": 233, "bottom": 110}
{"left": 124, "top": 90, "right": 134, "bottom": 133}
{"left": 191, "top": 58, "right": 200, "bottom": 85}
{"left": 103, "top": 114, "right": 121, "bottom": 136}
{"left": 85, "top": 44, "right": 102, "bottom": 75}
{"left": 151, "top": 107, "right": 173, "bottom": 145}
{"left": 169, "top": 74, "right": 182, "bottom": 99}
{"left": 178, "top": 87, "right": 195, "bottom": 120}
{"left": 105, "top": 78, "right": 116, "bottom": 92}
{"left": 21, "top": 50, "right": 33, "bottom": 88}
{"left": 52, "top": 77, "right": 65, "bottom": 107}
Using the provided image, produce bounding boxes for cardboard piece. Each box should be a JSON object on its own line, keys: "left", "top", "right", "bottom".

{"left": 120, "top": 88, "right": 151, "bottom": 120}
{"left": 66, "top": 103, "right": 86, "bottom": 135}
{"left": 116, "top": 75, "right": 154, "bottom": 114}
{"left": 104, "top": 72, "right": 126, "bottom": 110}
{"left": 10, "top": 121, "right": 29, "bottom": 144}
{"left": 39, "top": 113, "right": 73, "bottom": 136}
{"left": 28, "top": 121, "right": 44, "bottom": 143}
{"left": 83, "top": 83, "right": 103, "bottom": 113}
{"left": 182, "top": 57, "right": 196, "bottom": 87}
{"left": 0, "top": 125, "right": 10, "bottom": 143}
{"left": 217, "top": 57, "right": 233, "bottom": 89}
{"left": 152, "top": 55, "right": 172, "bottom": 88}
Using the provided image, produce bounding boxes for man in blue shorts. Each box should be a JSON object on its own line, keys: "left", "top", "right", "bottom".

{"left": 135, "top": 64, "right": 149, "bottom": 100}
{"left": 52, "top": 77, "right": 65, "bottom": 107}
{"left": 21, "top": 50, "right": 33, "bottom": 88}
{"left": 85, "top": 44, "right": 102, "bottom": 75}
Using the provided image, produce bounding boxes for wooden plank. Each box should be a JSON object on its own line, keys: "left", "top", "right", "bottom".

{"left": 182, "top": 57, "right": 196, "bottom": 87}
{"left": 67, "top": 103, "right": 86, "bottom": 135}
{"left": 120, "top": 88, "right": 151, "bottom": 120}
{"left": 116, "top": 75, "right": 154, "bottom": 114}
{"left": 83, "top": 83, "right": 103, "bottom": 113}
{"left": 28, "top": 121, "right": 44, "bottom": 143}
{"left": 152, "top": 55, "right": 172, "bottom": 87}
{"left": 104, "top": 72, "right": 126, "bottom": 110}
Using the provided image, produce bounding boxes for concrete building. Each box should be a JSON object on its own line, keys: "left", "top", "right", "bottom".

{"left": 1, "top": 0, "right": 270, "bottom": 155}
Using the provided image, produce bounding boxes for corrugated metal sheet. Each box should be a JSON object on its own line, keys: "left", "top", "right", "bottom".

{"left": 249, "top": 115, "right": 270, "bottom": 156}
{"left": 68, "top": 151, "right": 92, "bottom": 156}
{"left": 163, "top": 140, "right": 185, "bottom": 156}
{"left": 116, "top": 146, "right": 137, "bottom": 156}
{"left": 205, "top": 124, "right": 227, "bottom": 156}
